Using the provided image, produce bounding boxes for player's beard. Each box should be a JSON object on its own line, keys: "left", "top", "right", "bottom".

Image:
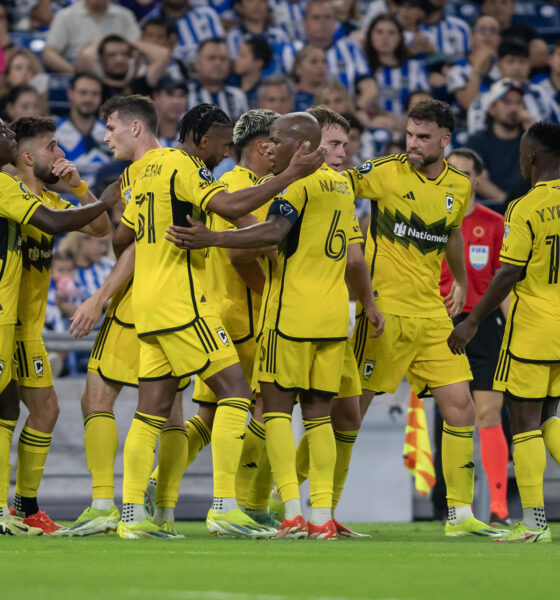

{"left": 407, "top": 150, "right": 440, "bottom": 168}
{"left": 34, "top": 162, "right": 60, "bottom": 185}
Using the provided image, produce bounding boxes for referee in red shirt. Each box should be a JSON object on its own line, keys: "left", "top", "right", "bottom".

{"left": 440, "top": 148, "right": 511, "bottom": 526}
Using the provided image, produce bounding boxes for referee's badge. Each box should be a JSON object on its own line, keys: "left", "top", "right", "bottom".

{"left": 469, "top": 245, "right": 489, "bottom": 270}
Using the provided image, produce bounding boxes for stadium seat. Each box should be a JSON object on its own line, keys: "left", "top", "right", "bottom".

{"left": 9, "top": 31, "right": 47, "bottom": 58}
{"left": 445, "top": 2, "right": 480, "bottom": 25}
{"left": 48, "top": 73, "right": 72, "bottom": 118}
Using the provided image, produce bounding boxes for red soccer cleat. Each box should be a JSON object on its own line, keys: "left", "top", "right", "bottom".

{"left": 307, "top": 519, "right": 338, "bottom": 540}
{"left": 273, "top": 515, "right": 308, "bottom": 539}
{"left": 332, "top": 519, "right": 371, "bottom": 538}
{"left": 21, "top": 511, "right": 63, "bottom": 534}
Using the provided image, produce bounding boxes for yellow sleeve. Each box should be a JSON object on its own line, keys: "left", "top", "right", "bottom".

{"left": 52, "top": 193, "right": 74, "bottom": 211}
{"left": 500, "top": 204, "right": 533, "bottom": 266}
{"left": 451, "top": 181, "right": 471, "bottom": 230}
{"left": 174, "top": 159, "right": 227, "bottom": 211}
{"left": 121, "top": 196, "right": 136, "bottom": 230}
{"left": 344, "top": 160, "right": 384, "bottom": 200}
{"left": 267, "top": 179, "right": 306, "bottom": 225}
{"left": 0, "top": 174, "right": 42, "bottom": 224}
{"left": 348, "top": 211, "right": 364, "bottom": 246}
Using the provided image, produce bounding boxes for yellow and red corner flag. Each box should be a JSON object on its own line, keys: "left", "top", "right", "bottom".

{"left": 403, "top": 389, "right": 436, "bottom": 496}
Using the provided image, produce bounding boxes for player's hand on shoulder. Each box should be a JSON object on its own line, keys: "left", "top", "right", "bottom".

{"left": 52, "top": 157, "right": 82, "bottom": 188}
{"left": 366, "top": 303, "right": 385, "bottom": 338}
{"left": 100, "top": 176, "right": 122, "bottom": 208}
{"left": 444, "top": 280, "right": 466, "bottom": 318}
{"left": 69, "top": 294, "right": 104, "bottom": 338}
{"left": 286, "top": 141, "right": 326, "bottom": 179}
{"left": 447, "top": 317, "right": 477, "bottom": 355}
{"left": 166, "top": 216, "right": 215, "bottom": 249}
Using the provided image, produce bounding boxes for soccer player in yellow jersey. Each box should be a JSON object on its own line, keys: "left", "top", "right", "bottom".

{"left": 0, "top": 118, "right": 120, "bottom": 536}
{"left": 169, "top": 112, "right": 381, "bottom": 539}
{"left": 345, "top": 100, "right": 503, "bottom": 537}
{"left": 10, "top": 117, "right": 111, "bottom": 534}
{"left": 112, "top": 105, "right": 324, "bottom": 539}
{"left": 450, "top": 122, "right": 560, "bottom": 543}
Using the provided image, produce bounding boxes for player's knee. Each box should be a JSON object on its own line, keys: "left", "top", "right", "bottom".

{"left": 206, "top": 363, "right": 252, "bottom": 401}
{"left": 475, "top": 403, "right": 501, "bottom": 429}
{"left": 197, "top": 405, "right": 216, "bottom": 430}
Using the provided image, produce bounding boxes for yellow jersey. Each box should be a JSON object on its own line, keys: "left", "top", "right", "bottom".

{"left": 345, "top": 154, "right": 470, "bottom": 318}
{"left": 17, "top": 189, "right": 72, "bottom": 338}
{"left": 349, "top": 212, "right": 364, "bottom": 246}
{"left": 263, "top": 163, "right": 355, "bottom": 341}
{"left": 122, "top": 148, "right": 226, "bottom": 336}
{"left": 205, "top": 165, "right": 269, "bottom": 343}
{"left": 0, "top": 173, "right": 42, "bottom": 326}
{"left": 500, "top": 180, "right": 560, "bottom": 361}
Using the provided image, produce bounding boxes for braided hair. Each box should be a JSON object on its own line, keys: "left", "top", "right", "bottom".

{"left": 178, "top": 103, "right": 233, "bottom": 144}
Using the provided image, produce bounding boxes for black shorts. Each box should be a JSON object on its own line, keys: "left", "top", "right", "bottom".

{"left": 453, "top": 309, "right": 505, "bottom": 391}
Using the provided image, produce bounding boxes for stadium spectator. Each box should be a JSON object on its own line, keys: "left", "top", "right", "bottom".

{"left": 467, "top": 38, "right": 550, "bottom": 134}
{"left": 257, "top": 73, "right": 296, "bottom": 114}
{"left": 277, "top": 0, "right": 370, "bottom": 91}
{"left": 45, "top": 251, "right": 77, "bottom": 334}
{"left": 0, "top": 49, "right": 48, "bottom": 117}
{"left": 314, "top": 80, "right": 356, "bottom": 117}
{"left": 226, "top": 0, "right": 289, "bottom": 60}
{"left": 3, "top": 0, "right": 52, "bottom": 30}
{"left": 42, "top": 0, "right": 141, "bottom": 74}
{"left": 393, "top": 0, "right": 438, "bottom": 57}
{"left": 270, "top": 0, "right": 307, "bottom": 41}
{"left": 144, "top": 0, "right": 224, "bottom": 63}
{"left": 56, "top": 73, "right": 112, "bottom": 186}
{"left": 153, "top": 76, "right": 188, "bottom": 147}
{"left": 535, "top": 42, "right": 560, "bottom": 124}
{"left": 331, "top": 0, "right": 365, "bottom": 42}
{"left": 467, "top": 79, "right": 529, "bottom": 203}
{"left": 232, "top": 37, "right": 274, "bottom": 109}
{"left": 186, "top": 38, "right": 248, "bottom": 121}
{"left": 363, "top": 14, "right": 430, "bottom": 118}
{"left": 419, "top": 0, "right": 471, "bottom": 58}
{"left": 4, "top": 85, "right": 43, "bottom": 121}
{"left": 291, "top": 45, "right": 328, "bottom": 111}
{"left": 446, "top": 16, "right": 502, "bottom": 113}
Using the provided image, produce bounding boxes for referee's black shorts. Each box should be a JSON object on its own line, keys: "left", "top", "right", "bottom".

{"left": 453, "top": 309, "right": 506, "bottom": 392}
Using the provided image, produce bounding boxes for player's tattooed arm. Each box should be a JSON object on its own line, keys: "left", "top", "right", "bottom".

{"left": 447, "top": 263, "right": 523, "bottom": 354}
{"left": 69, "top": 244, "right": 135, "bottom": 338}
{"left": 166, "top": 214, "right": 292, "bottom": 250}
{"left": 28, "top": 178, "right": 121, "bottom": 235}
{"left": 345, "top": 244, "right": 384, "bottom": 338}
{"left": 443, "top": 227, "right": 468, "bottom": 318}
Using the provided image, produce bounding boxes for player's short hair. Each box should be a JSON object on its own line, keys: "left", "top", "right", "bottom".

{"left": 233, "top": 109, "right": 279, "bottom": 148}
{"left": 257, "top": 74, "right": 296, "bottom": 101}
{"left": 12, "top": 117, "right": 56, "bottom": 146}
{"left": 498, "top": 37, "right": 529, "bottom": 59}
{"left": 243, "top": 36, "right": 273, "bottom": 69}
{"left": 100, "top": 94, "right": 158, "bottom": 135}
{"left": 98, "top": 34, "right": 130, "bottom": 58}
{"left": 306, "top": 105, "right": 349, "bottom": 134}
{"left": 197, "top": 37, "right": 228, "bottom": 55}
{"left": 178, "top": 103, "right": 233, "bottom": 144}
{"left": 526, "top": 121, "right": 560, "bottom": 157}
{"left": 70, "top": 71, "right": 103, "bottom": 89}
{"left": 408, "top": 99, "right": 455, "bottom": 132}
{"left": 447, "top": 147, "right": 485, "bottom": 175}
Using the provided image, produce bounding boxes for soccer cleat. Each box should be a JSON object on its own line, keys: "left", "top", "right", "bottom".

{"left": 206, "top": 508, "right": 277, "bottom": 539}
{"left": 0, "top": 514, "right": 43, "bottom": 536}
{"left": 495, "top": 522, "right": 551, "bottom": 544}
{"left": 307, "top": 519, "right": 338, "bottom": 540}
{"left": 489, "top": 512, "right": 512, "bottom": 528}
{"left": 53, "top": 506, "right": 120, "bottom": 537}
{"left": 445, "top": 516, "right": 507, "bottom": 537}
{"left": 18, "top": 510, "right": 63, "bottom": 534}
{"left": 154, "top": 520, "right": 183, "bottom": 537}
{"left": 268, "top": 488, "right": 285, "bottom": 523}
{"left": 117, "top": 519, "right": 184, "bottom": 539}
{"left": 249, "top": 511, "right": 281, "bottom": 529}
{"left": 273, "top": 515, "right": 308, "bottom": 539}
{"left": 332, "top": 519, "right": 370, "bottom": 538}
{"left": 144, "top": 479, "right": 157, "bottom": 518}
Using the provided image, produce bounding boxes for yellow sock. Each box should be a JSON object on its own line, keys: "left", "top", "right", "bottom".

{"left": 264, "top": 412, "right": 299, "bottom": 503}
{"left": 84, "top": 411, "right": 118, "bottom": 499}
{"left": 0, "top": 419, "right": 17, "bottom": 507}
{"left": 295, "top": 434, "right": 309, "bottom": 486}
{"left": 235, "top": 418, "right": 265, "bottom": 507}
{"left": 513, "top": 430, "right": 547, "bottom": 507}
{"left": 303, "top": 417, "right": 335, "bottom": 509}
{"left": 122, "top": 412, "right": 166, "bottom": 504}
{"left": 15, "top": 425, "right": 52, "bottom": 498}
{"left": 245, "top": 445, "right": 273, "bottom": 511}
{"left": 442, "top": 422, "right": 474, "bottom": 507}
{"left": 212, "top": 397, "right": 251, "bottom": 498}
{"left": 150, "top": 414, "right": 211, "bottom": 481}
{"left": 155, "top": 427, "right": 188, "bottom": 509}
{"left": 333, "top": 429, "right": 359, "bottom": 509}
{"left": 541, "top": 417, "right": 560, "bottom": 467}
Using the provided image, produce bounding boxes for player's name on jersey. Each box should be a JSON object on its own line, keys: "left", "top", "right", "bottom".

{"left": 319, "top": 178, "right": 351, "bottom": 195}
{"left": 536, "top": 204, "right": 560, "bottom": 222}
{"left": 139, "top": 163, "right": 162, "bottom": 179}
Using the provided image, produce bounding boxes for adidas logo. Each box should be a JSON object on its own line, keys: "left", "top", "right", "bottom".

{"left": 243, "top": 462, "right": 258, "bottom": 469}
{"left": 460, "top": 461, "right": 475, "bottom": 469}
{"left": 236, "top": 433, "right": 246, "bottom": 440}
{"left": 403, "top": 191, "right": 415, "bottom": 200}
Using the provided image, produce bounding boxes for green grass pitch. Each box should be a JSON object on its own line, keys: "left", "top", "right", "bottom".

{"left": 2, "top": 522, "right": 559, "bottom": 600}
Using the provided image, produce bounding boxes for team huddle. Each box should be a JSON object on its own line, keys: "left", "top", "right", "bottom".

{"left": 0, "top": 94, "right": 559, "bottom": 543}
